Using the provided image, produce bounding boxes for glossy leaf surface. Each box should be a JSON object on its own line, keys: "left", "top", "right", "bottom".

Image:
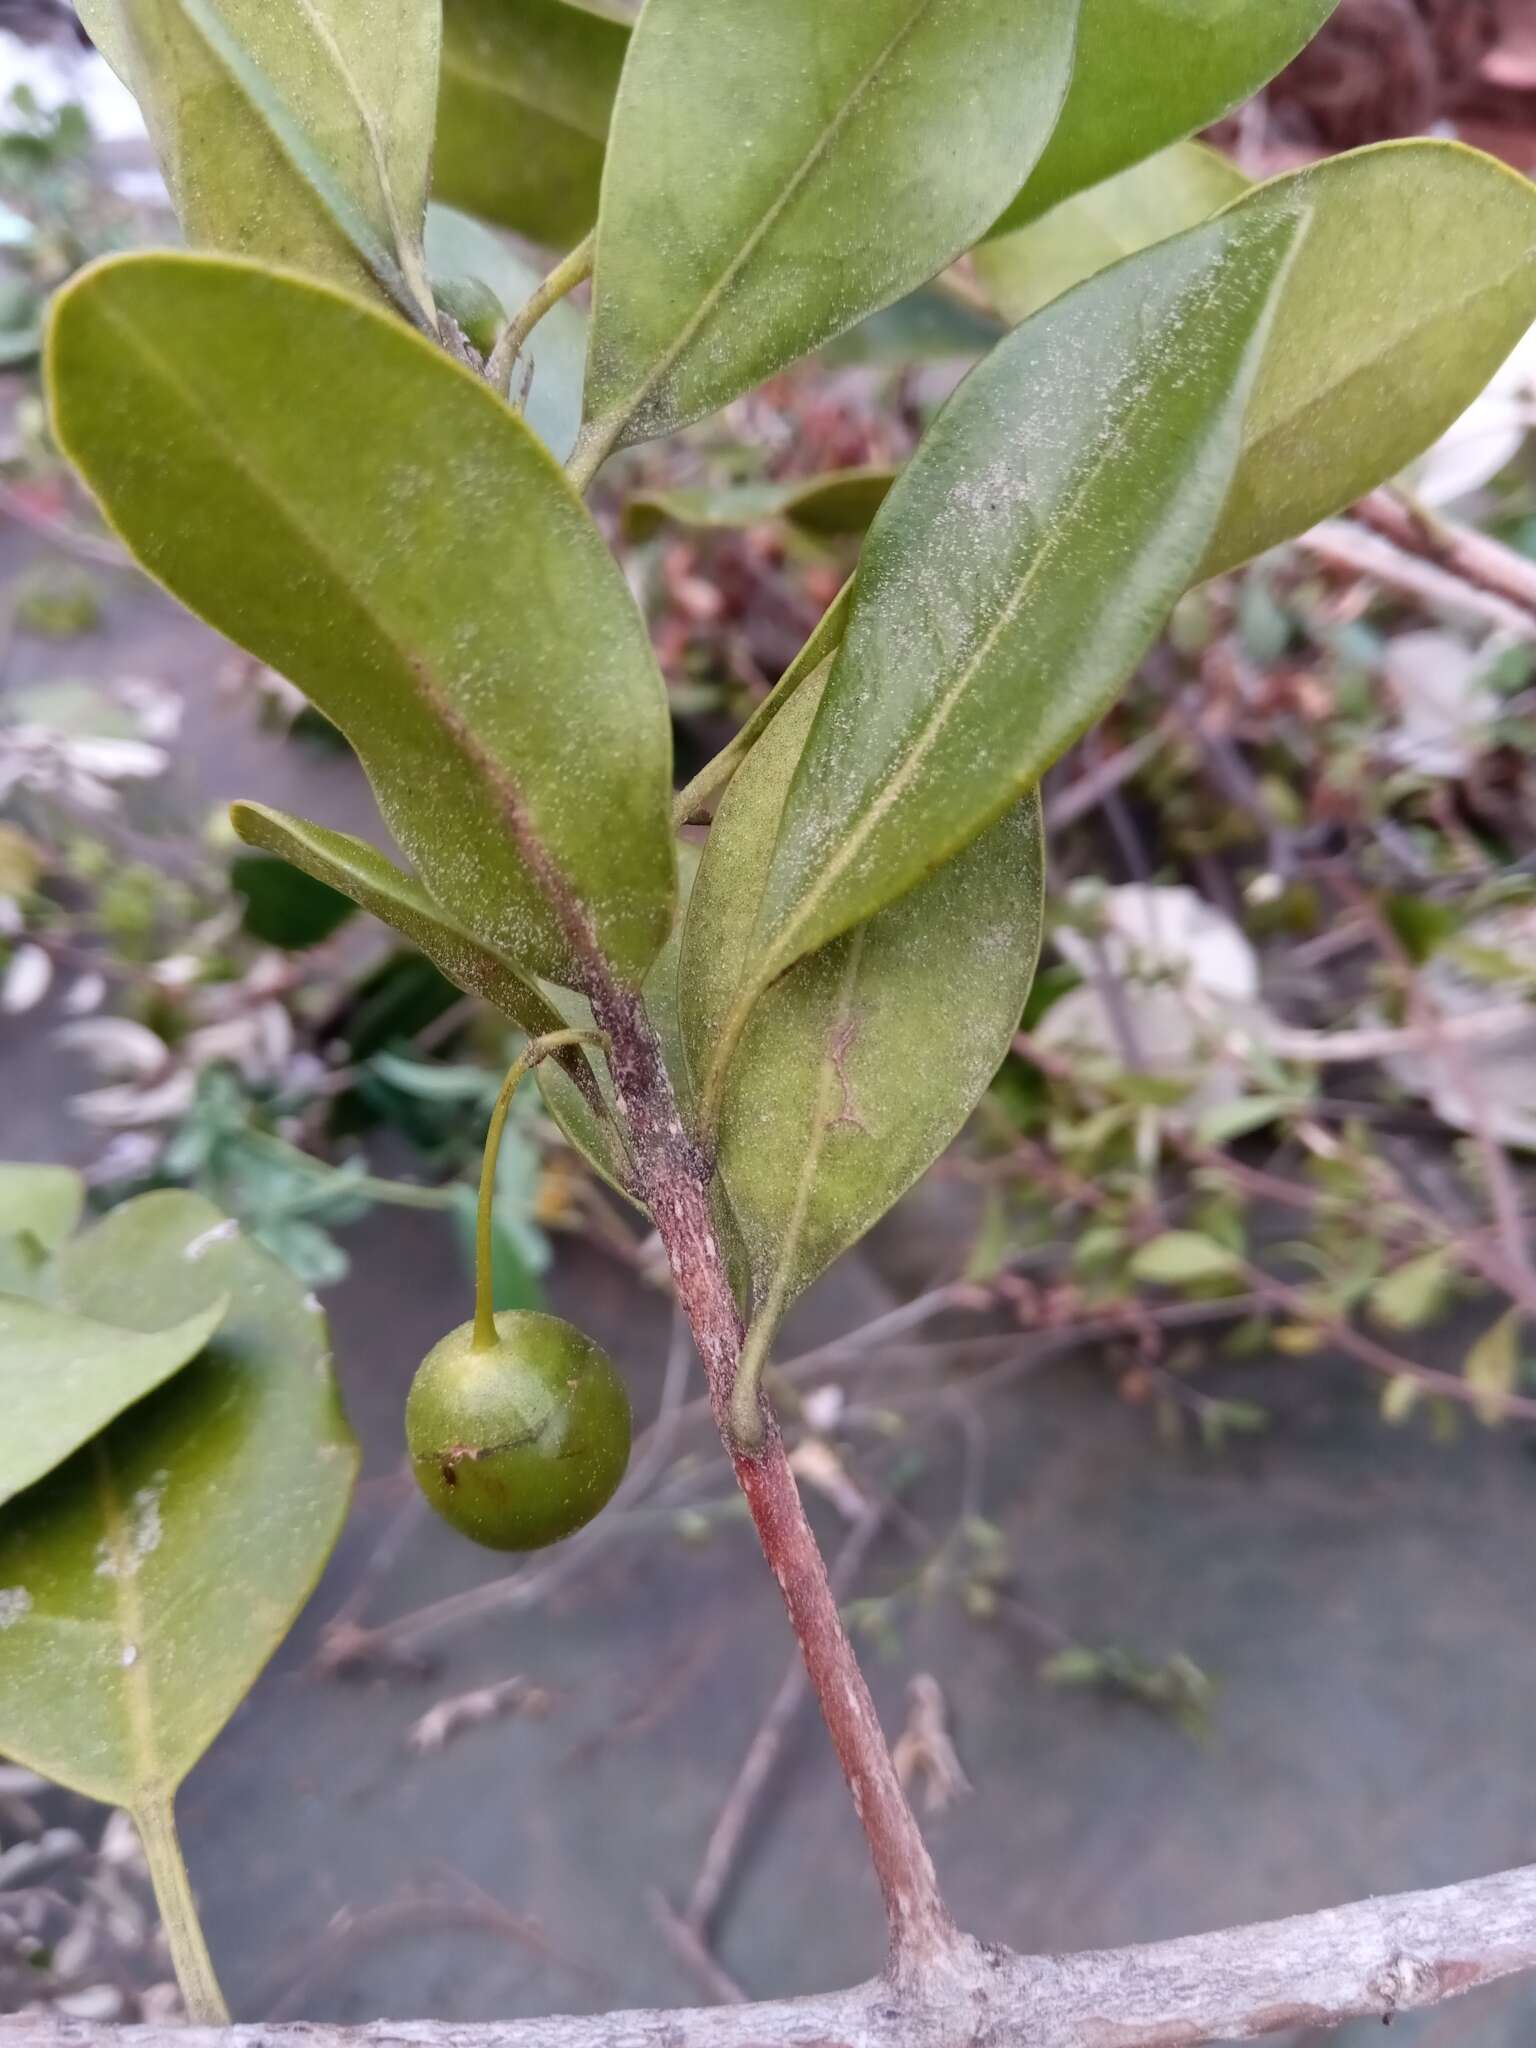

{"left": 682, "top": 674, "right": 1043, "bottom": 1318}
{"left": 992, "top": 0, "right": 1335, "bottom": 235}
{"left": 423, "top": 205, "right": 587, "bottom": 460}
{"left": 0, "top": 1293, "right": 227, "bottom": 1510}
{"left": 0, "top": 1192, "right": 356, "bottom": 1807}
{"left": 1201, "top": 142, "right": 1536, "bottom": 576}
{"left": 976, "top": 142, "right": 1248, "bottom": 325}
{"left": 82, "top": 0, "right": 438, "bottom": 322}
{"left": 50, "top": 256, "right": 676, "bottom": 988}
{"left": 584, "top": 0, "right": 1079, "bottom": 447}
{"left": 745, "top": 204, "right": 1305, "bottom": 992}
{"left": 624, "top": 468, "right": 895, "bottom": 544}
{"left": 435, "top": 0, "right": 628, "bottom": 247}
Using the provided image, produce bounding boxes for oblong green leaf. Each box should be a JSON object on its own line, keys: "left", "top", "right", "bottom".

{"left": 975, "top": 142, "right": 1249, "bottom": 325}
{"left": 49, "top": 254, "right": 676, "bottom": 989}
{"left": 624, "top": 467, "right": 896, "bottom": 545}
{"left": 1, "top": 1294, "right": 228, "bottom": 1510}
{"left": 743, "top": 202, "right": 1306, "bottom": 996}
{"left": 991, "top": 0, "right": 1336, "bottom": 236}
{"left": 423, "top": 205, "right": 588, "bottom": 460}
{"left": 434, "top": 0, "right": 629, "bottom": 248}
{"left": 0, "top": 1191, "right": 356, "bottom": 1807}
{"left": 231, "top": 804, "right": 566, "bottom": 1043}
{"left": 583, "top": 0, "right": 1080, "bottom": 448}
{"left": 83, "top": 0, "right": 439, "bottom": 323}
{"left": 1200, "top": 141, "right": 1536, "bottom": 578}
{"left": 682, "top": 671, "right": 1043, "bottom": 1319}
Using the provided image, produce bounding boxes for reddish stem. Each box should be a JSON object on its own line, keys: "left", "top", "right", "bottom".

{"left": 587, "top": 981, "right": 955, "bottom": 1978}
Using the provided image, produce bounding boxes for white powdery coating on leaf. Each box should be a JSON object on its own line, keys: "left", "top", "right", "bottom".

{"left": 182, "top": 1217, "right": 239, "bottom": 1261}
{"left": 0, "top": 1586, "right": 32, "bottom": 1629}
{"left": 94, "top": 1477, "right": 167, "bottom": 1581}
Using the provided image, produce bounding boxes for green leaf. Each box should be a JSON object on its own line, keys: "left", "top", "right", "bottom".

{"left": 83, "top": 0, "right": 439, "bottom": 323}
{"left": 1463, "top": 1308, "right": 1525, "bottom": 1428}
{"left": 0, "top": 1163, "right": 84, "bottom": 1253}
{"left": 975, "top": 142, "right": 1249, "bottom": 325}
{"left": 1201, "top": 142, "right": 1536, "bottom": 577}
{"left": 0, "top": 1190, "right": 356, "bottom": 1807}
{"left": 991, "top": 0, "right": 1336, "bottom": 235}
{"left": 434, "top": 0, "right": 629, "bottom": 248}
{"left": 740, "top": 202, "right": 1305, "bottom": 998}
{"left": 0, "top": 1293, "right": 228, "bottom": 1510}
{"left": 231, "top": 805, "right": 581, "bottom": 1050}
{"left": 1194, "top": 1093, "right": 1299, "bottom": 1147}
{"left": 423, "top": 205, "right": 588, "bottom": 461}
{"left": 583, "top": 0, "right": 1080, "bottom": 447}
{"left": 624, "top": 468, "right": 896, "bottom": 545}
{"left": 682, "top": 669, "right": 1043, "bottom": 1327}
{"left": 49, "top": 255, "right": 676, "bottom": 990}
{"left": 1368, "top": 1248, "right": 1454, "bottom": 1334}
{"left": 1129, "top": 1231, "right": 1243, "bottom": 1289}
{"left": 230, "top": 851, "right": 355, "bottom": 950}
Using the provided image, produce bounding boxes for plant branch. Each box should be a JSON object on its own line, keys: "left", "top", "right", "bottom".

{"left": 580, "top": 977, "right": 955, "bottom": 1980}
{"left": 14, "top": 1857, "right": 1536, "bottom": 2048}
{"left": 485, "top": 233, "right": 595, "bottom": 395}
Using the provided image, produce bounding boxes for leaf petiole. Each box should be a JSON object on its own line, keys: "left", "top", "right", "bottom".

{"left": 134, "top": 1795, "right": 228, "bottom": 2024}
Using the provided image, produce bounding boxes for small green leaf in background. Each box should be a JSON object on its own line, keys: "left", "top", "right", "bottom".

{"left": 682, "top": 671, "right": 1044, "bottom": 1327}
{"left": 1464, "top": 1309, "right": 1525, "bottom": 1427}
{"left": 583, "top": 0, "right": 1080, "bottom": 447}
{"left": 424, "top": 205, "right": 588, "bottom": 460}
{"left": 81, "top": 0, "right": 440, "bottom": 323}
{"left": 0, "top": 1293, "right": 227, "bottom": 1509}
{"left": 50, "top": 256, "right": 676, "bottom": 990}
{"left": 1199, "top": 141, "right": 1536, "bottom": 577}
{"left": 0, "top": 1190, "right": 356, "bottom": 1807}
{"left": 1194, "top": 1093, "right": 1300, "bottom": 1148}
{"left": 434, "top": 0, "right": 629, "bottom": 249}
{"left": 1130, "top": 1231, "right": 1244, "bottom": 1289}
{"left": 1368, "top": 1248, "right": 1455, "bottom": 1334}
{"left": 231, "top": 851, "right": 355, "bottom": 950}
{"left": 975, "top": 142, "right": 1249, "bottom": 325}
{"left": 624, "top": 468, "right": 896, "bottom": 545}
{"left": 743, "top": 202, "right": 1305, "bottom": 992}
{"left": 991, "top": 0, "right": 1336, "bottom": 235}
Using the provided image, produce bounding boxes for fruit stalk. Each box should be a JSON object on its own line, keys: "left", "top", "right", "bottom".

{"left": 473, "top": 1030, "right": 605, "bottom": 1350}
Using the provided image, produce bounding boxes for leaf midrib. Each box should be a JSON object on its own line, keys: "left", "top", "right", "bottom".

{"left": 595, "top": 0, "right": 941, "bottom": 437}
{"left": 91, "top": 1440, "right": 165, "bottom": 1804}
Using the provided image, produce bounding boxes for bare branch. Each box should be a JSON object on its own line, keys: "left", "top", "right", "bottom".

{"left": 9, "top": 1860, "right": 1536, "bottom": 2048}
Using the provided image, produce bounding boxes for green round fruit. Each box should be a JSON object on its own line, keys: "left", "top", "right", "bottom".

{"left": 406, "top": 1312, "right": 630, "bottom": 1551}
